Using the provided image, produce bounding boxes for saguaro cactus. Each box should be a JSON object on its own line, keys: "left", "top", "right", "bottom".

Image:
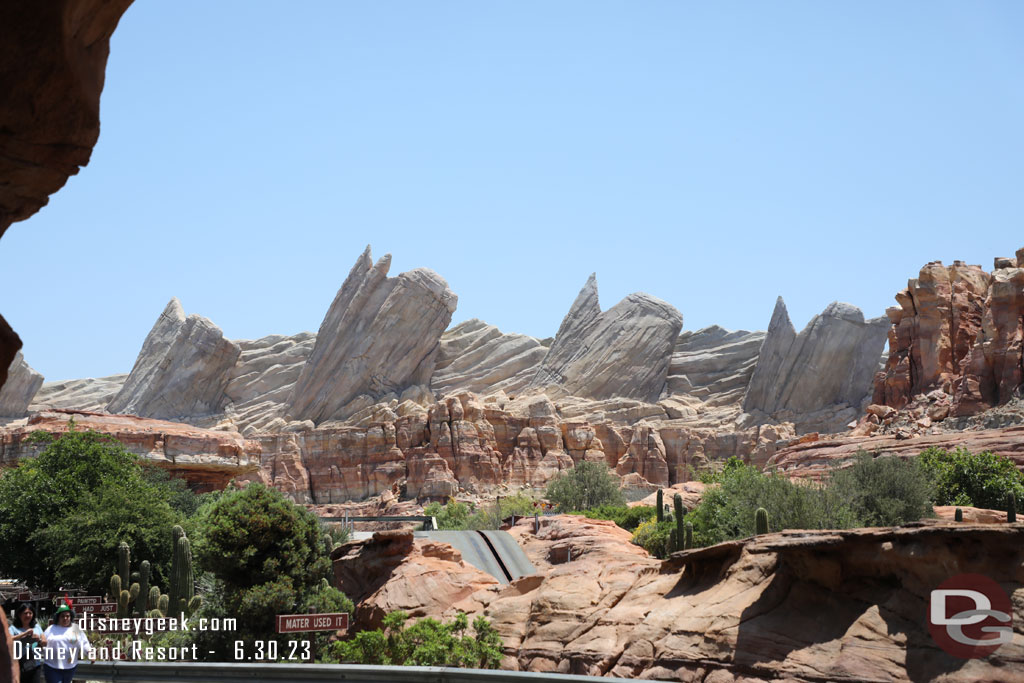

{"left": 755, "top": 507, "right": 769, "bottom": 535}
{"left": 117, "top": 590, "right": 131, "bottom": 618}
{"left": 656, "top": 490, "right": 664, "bottom": 523}
{"left": 169, "top": 531, "right": 195, "bottom": 616}
{"left": 954, "top": 508, "right": 963, "bottom": 523}
{"left": 669, "top": 528, "right": 678, "bottom": 554}
{"left": 135, "top": 560, "right": 151, "bottom": 617}
{"left": 110, "top": 574, "right": 122, "bottom": 603}
{"left": 684, "top": 521, "right": 693, "bottom": 550}
{"left": 673, "top": 493, "right": 685, "bottom": 550}
{"left": 1008, "top": 492, "right": 1017, "bottom": 523}
{"left": 118, "top": 541, "right": 130, "bottom": 586}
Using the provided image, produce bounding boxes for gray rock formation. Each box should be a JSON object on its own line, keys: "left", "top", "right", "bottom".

{"left": 668, "top": 326, "right": 765, "bottom": 407}
{"left": 287, "top": 247, "right": 458, "bottom": 424}
{"left": 223, "top": 332, "right": 316, "bottom": 433}
{"left": 529, "top": 276, "right": 683, "bottom": 403}
{"left": 431, "top": 319, "right": 547, "bottom": 397}
{"left": 107, "top": 298, "right": 241, "bottom": 420}
{"left": 0, "top": 352, "right": 44, "bottom": 417}
{"left": 743, "top": 298, "right": 889, "bottom": 431}
{"left": 30, "top": 374, "right": 127, "bottom": 413}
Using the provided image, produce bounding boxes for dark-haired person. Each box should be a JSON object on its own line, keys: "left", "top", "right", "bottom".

{"left": 9, "top": 602, "right": 46, "bottom": 683}
{"left": 41, "top": 604, "right": 91, "bottom": 683}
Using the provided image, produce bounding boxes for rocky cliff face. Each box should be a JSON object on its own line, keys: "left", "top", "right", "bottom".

{"left": 335, "top": 514, "right": 1024, "bottom": 681}
{"left": 431, "top": 319, "right": 547, "bottom": 397}
{"left": 0, "top": 352, "right": 43, "bottom": 417}
{"left": 107, "top": 298, "right": 241, "bottom": 421}
{"left": 744, "top": 298, "right": 889, "bottom": 433}
{"left": 529, "top": 275, "right": 683, "bottom": 403}
{"left": 0, "top": 410, "right": 259, "bottom": 490}
{"left": 238, "top": 390, "right": 795, "bottom": 503}
{"left": 874, "top": 250, "right": 1024, "bottom": 418}
{"left": 287, "top": 247, "right": 457, "bottom": 424}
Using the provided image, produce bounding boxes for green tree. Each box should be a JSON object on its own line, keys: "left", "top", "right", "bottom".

{"left": 918, "top": 447, "right": 1024, "bottom": 511}
{"left": 190, "top": 483, "right": 339, "bottom": 655}
{"left": 326, "top": 611, "right": 502, "bottom": 668}
{"left": 0, "top": 427, "right": 180, "bottom": 591}
{"left": 545, "top": 462, "right": 625, "bottom": 512}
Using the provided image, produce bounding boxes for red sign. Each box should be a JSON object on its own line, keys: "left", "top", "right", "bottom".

{"left": 77, "top": 603, "right": 117, "bottom": 613}
{"left": 16, "top": 592, "right": 31, "bottom": 601}
{"left": 72, "top": 596, "right": 104, "bottom": 606}
{"left": 276, "top": 613, "right": 348, "bottom": 633}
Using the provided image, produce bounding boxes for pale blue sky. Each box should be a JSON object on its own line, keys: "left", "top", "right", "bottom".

{"left": 2, "top": 1, "right": 1022, "bottom": 381}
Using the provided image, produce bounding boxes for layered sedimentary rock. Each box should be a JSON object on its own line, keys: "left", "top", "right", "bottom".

{"left": 30, "top": 373, "right": 127, "bottom": 413}
{"left": 874, "top": 251, "right": 1024, "bottom": 419}
{"left": 667, "top": 326, "right": 764, "bottom": 406}
{"left": 0, "top": 352, "right": 44, "bottom": 417}
{"left": 529, "top": 275, "right": 683, "bottom": 403}
{"left": 107, "top": 299, "right": 241, "bottom": 421}
{"left": 222, "top": 332, "right": 316, "bottom": 433}
{"left": 431, "top": 319, "right": 547, "bottom": 397}
{"left": 0, "top": 410, "right": 259, "bottom": 489}
{"left": 336, "top": 514, "right": 1024, "bottom": 680}
{"left": 744, "top": 298, "right": 889, "bottom": 433}
{"left": 243, "top": 390, "right": 796, "bottom": 504}
{"left": 767, "top": 424, "right": 1024, "bottom": 479}
{"left": 287, "top": 247, "right": 457, "bottom": 424}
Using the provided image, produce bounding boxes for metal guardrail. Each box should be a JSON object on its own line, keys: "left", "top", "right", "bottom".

{"left": 75, "top": 662, "right": 637, "bottom": 682}
{"left": 320, "top": 515, "right": 439, "bottom": 530}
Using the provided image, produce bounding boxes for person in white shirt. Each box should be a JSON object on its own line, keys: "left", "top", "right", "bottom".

{"left": 41, "top": 604, "right": 91, "bottom": 683}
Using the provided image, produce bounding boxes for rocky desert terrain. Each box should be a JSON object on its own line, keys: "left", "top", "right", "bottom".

{"left": 2, "top": 2, "right": 1024, "bottom": 680}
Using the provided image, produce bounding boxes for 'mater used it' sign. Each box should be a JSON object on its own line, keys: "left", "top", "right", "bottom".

{"left": 276, "top": 613, "right": 348, "bottom": 633}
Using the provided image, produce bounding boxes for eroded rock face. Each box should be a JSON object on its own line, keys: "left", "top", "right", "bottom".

{"left": 107, "top": 299, "right": 241, "bottom": 421}
{"left": 335, "top": 514, "right": 1024, "bottom": 681}
{"left": 529, "top": 275, "right": 683, "bottom": 403}
{"left": 0, "top": 410, "right": 260, "bottom": 490}
{"left": 30, "top": 374, "right": 127, "bottom": 413}
{"left": 431, "top": 319, "right": 546, "bottom": 397}
{"left": 0, "top": 352, "right": 43, "bottom": 417}
{"left": 767, "top": 424, "right": 1024, "bottom": 479}
{"left": 744, "top": 298, "right": 889, "bottom": 433}
{"left": 667, "top": 326, "right": 764, "bottom": 407}
{"left": 332, "top": 530, "right": 500, "bottom": 631}
{"left": 0, "top": 0, "right": 134, "bottom": 237}
{"left": 223, "top": 332, "right": 315, "bottom": 433}
{"left": 287, "top": 247, "right": 457, "bottom": 424}
{"left": 875, "top": 252, "right": 1024, "bottom": 419}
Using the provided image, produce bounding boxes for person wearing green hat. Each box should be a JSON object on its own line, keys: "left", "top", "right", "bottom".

{"left": 41, "top": 603, "right": 92, "bottom": 683}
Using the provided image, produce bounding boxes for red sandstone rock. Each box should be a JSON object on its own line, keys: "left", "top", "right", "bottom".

{"left": 332, "top": 529, "right": 499, "bottom": 630}
{"left": 767, "top": 425, "right": 1024, "bottom": 479}
{"left": 338, "top": 514, "right": 1024, "bottom": 680}
{"left": 0, "top": 410, "right": 259, "bottom": 490}
{"left": 875, "top": 254, "right": 1024, "bottom": 418}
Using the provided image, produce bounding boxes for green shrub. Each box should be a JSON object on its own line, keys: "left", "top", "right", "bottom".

{"left": 631, "top": 518, "right": 676, "bottom": 558}
{"left": 326, "top": 611, "right": 502, "bottom": 668}
{"left": 687, "top": 460, "right": 858, "bottom": 547}
{"left": 425, "top": 494, "right": 540, "bottom": 530}
{"left": 545, "top": 462, "right": 625, "bottom": 512}
{"left": 570, "top": 505, "right": 656, "bottom": 531}
{"left": 829, "top": 452, "right": 935, "bottom": 526}
{"left": 918, "top": 447, "right": 1024, "bottom": 511}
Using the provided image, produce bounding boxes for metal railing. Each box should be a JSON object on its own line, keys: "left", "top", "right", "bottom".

{"left": 320, "top": 515, "right": 438, "bottom": 530}
{"left": 75, "top": 662, "right": 637, "bottom": 682}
